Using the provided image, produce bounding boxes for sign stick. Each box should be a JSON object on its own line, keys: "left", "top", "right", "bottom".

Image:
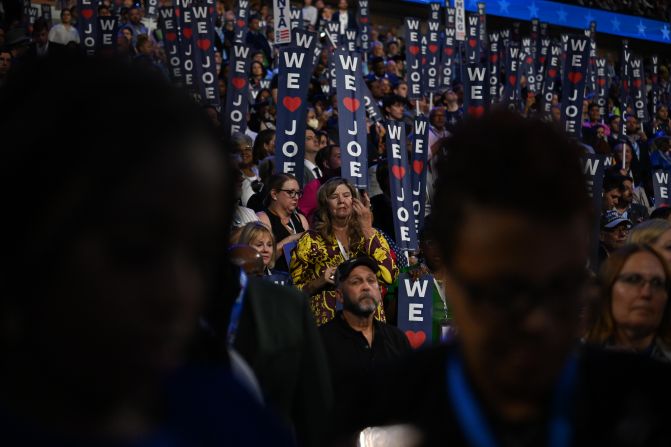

{"left": 429, "top": 92, "right": 434, "bottom": 109}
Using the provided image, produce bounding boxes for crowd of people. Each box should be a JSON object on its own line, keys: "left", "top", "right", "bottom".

{"left": 3, "top": 0, "right": 671, "bottom": 446}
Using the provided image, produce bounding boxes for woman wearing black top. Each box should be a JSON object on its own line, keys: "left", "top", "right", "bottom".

{"left": 257, "top": 174, "right": 310, "bottom": 272}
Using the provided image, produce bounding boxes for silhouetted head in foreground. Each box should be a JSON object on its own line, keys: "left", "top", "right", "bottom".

{"left": 0, "top": 54, "right": 234, "bottom": 435}
{"left": 433, "top": 110, "right": 591, "bottom": 419}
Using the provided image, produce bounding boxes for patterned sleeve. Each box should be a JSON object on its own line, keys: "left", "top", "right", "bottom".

{"left": 364, "top": 229, "right": 399, "bottom": 286}
{"left": 290, "top": 230, "right": 323, "bottom": 294}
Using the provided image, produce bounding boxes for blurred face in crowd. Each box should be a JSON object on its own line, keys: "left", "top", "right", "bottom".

{"left": 589, "top": 105, "right": 600, "bottom": 123}
{"left": 551, "top": 106, "right": 561, "bottom": 123}
{"left": 99, "top": 6, "right": 111, "bottom": 16}
{"left": 394, "top": 82, "right": 408, "bottom": 98}
{"left": 129, "top": 8, "right": 141, "bottom": 24}
{"left": 614, "top": 143, "right": 633, "bottom": 167}
{"left": 0, "top": 51, "right": 11, "bottom": 77}
{"left": 387, "top": 42, "right": 399, "bottom": 56}
{"left": 138, "top": 38, "right": 153, "bottom": 55}
{"left": 372, "top": 44, "right": 385, "bottom": 58}
{"left": 122, "top": 28, "right": 133, "bottom": 42}
{"left": 264, "top": 134, "right": 276, "bottom": 155}
{"left": 380, "top": 79, "right": 391, "bottom": 96}
{"left": 251, "top": 61, "right": 263, "bottom": 78}
{"left": 336, "top": 266, "right": 381, "bottom": 317}
{"left": 250, "top": 232, "right": 274, "bottom": 267}
{"left": 305, "top": 128, "right": 319, "bottom": 155}
{"left": 373, "top": 60, "right": 385, "bottom": 77}
{"left": 658, "top": 106, "right": 668, "bottom": 121}
{"left": 611, "top": 252, "right": 668, "bottom": 341}
{"left": 610, "top": 116, "right": 621, "bottom": 134}
{"left": 319, "top": 132, "right": 329, "bottom": 148}
{"left": 430, "top": 107, "right": 446, "bottom": 130}
{"left": 626, "top": 116, "right": 640, "bottom": 134}
{"left": 604, "top": 187, "right": 621, "bottom": 210}
{"left": 443, "top": 209, "right": 588, "bottom": 406}
{"left": 601, "top": 223, "right": 630, "bottom": 251}
{"left": 386, "top": 101, "right": 404, "bottom": 120}
{"left": 325, "top": 146, "right": 341, "bottom": 170}
{"left": 370, "top": 80, "right": 383, "bottom": 99}
{"left": 386, "top": 60, "right": 397, "bottom": 75}
{"left": 249, "top": 17, "right": 260, "bottom": 31}
{"left": 338, "top": 0, "right": 348, "bottom": 11}
{"left": 239, "top": 140, "right": 253, "bottom": 166}
{"left": 61, "top": 9, "right": 72, "bottom": 25}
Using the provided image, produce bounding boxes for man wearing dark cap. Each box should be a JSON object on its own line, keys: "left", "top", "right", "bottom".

{"left": 598, "top": 209, "right": 633, "bottom": 268}
{"left": 319, "top": 257, "right": 410, "bottom": 400}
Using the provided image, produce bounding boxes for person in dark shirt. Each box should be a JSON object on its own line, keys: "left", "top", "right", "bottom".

{"left": 334, "top": 111, "right": 671, "bottom": 446}
{"left": 320, "top": 257, "right": 410, "bottom": 401}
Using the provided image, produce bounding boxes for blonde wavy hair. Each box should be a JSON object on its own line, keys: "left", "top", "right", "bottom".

{"left": 627, "top": 219, "right": 671, "bottom": 246}
{"left": 238, "top": 221, "right": 277, "bottom": 269}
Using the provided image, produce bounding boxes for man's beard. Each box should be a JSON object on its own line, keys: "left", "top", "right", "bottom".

{"left": 342, "top": 292, "right": 377, "bottom": 317}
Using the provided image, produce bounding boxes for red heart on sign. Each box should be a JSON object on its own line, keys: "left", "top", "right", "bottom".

{"left": 197, "top": 39, "right": 211, "bottom": 51}
{"left": 413, "top": 160, "right": 424, "bottom": 175}
{"left": 360, "top": 17, "right": 368, "bottom": 23}
{"left": 165, "top": 31, "right": 177, "bottom": 42}
{"left": 597, "top": 78, "right": 606, "bottom": 87}
{"left": 508, "top": 74, "right": 517, "bottom": 86}
{"left": 405, "top": 330, "right": 426, "bottom": 349}
{"left": 525, "top": 56, "right": 532, "bottom": 65}
{"left": 232, "top": 77, "right": 246, "bottom": 89}
{"left": 282, "top": 96, "right": 302, "bottom": 112}
{"left": 391, "top": 165, "right": 406, "bottom": 180}
{"left": 237, "top": 18, "right": 245, "bottom": 28}
{"left": 444, "top": 47, "right": 454, "bottom": 57}
{"left": 539, "top": 56, "right": 546, "bottom": 65}
{"left": 409, "top": 45, "right": 420, "bottom": 56}
{"left": 428, "top": 44, "right": 438, "bottom": 54}
{"left": 175, "top": 7, "right": 180, "bottom": 17}
{"left": 547, "top": 68, "right": 557, "bottom": 79}
{"left": 490, "top": 54, "right": 498, "bottom": 64}
{"left": 632, "top": 79, "right": 641, "bottom": 89}
{"left": 421, "top": 57, "right": 427, "bottom": 65}
{"left": 467, "top": 105, "right": 485, "bottom": 117}
{"left": 183, "top": 27, "right": 193, "bottom": 39}
{"left": 209, "top": 6, "right": 214, "bottom": 14}
{"left": 343, "top": 97, "right": 360, "bottom": 112}
{"left": 567, "top": 71, "right": 583, "bottom": 84}
{"left": 81, "top": 8, "right": 93, "bottom": 20}
{"left": 623, "top": 79, "right": 629, "bottom": 89}
{"left": 468, "top": 38, "right": 477, "bottom": 48}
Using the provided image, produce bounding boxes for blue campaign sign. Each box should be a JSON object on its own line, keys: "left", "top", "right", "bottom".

{"left": 405, "top": 0, "right": 671, "bottom": 45}
{"left": 397, "top": 273, "right": 434, "bottom": 350}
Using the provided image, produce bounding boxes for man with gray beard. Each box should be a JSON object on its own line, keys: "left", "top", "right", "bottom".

{"left": 319, "top": 257, "right": 410, "bottom": 400}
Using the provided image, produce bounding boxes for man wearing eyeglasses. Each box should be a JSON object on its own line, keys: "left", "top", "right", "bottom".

{"left": 335, "top": 111, "right": 671, "bottom": 446}
{"left": 598, "top": 210, "right": 633, "bottom": 269}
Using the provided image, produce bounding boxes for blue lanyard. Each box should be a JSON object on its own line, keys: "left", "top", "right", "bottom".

{"left": 226, "top": 270, "right": 248, "bottom": 346}
{"left": 446, "top": 351, "right": 578, "bottom": 447}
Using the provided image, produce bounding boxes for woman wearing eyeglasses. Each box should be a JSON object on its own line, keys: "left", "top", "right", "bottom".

{"left": 586, "top": 244, "right": 671, "bottom": 363}
{"left": 290, "top": 177, "right": 398, "bottom": 325}
{"left": 257, "top": 174, "right": 309, "bottom": 273}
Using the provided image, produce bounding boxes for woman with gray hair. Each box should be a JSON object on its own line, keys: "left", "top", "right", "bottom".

{"left": 231, "top": 132, "right": 260, "bottom": 206}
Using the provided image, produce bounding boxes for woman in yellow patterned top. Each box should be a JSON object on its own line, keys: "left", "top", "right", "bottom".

{"left": 290, "top": 177, "right": 399, "bottom": 325}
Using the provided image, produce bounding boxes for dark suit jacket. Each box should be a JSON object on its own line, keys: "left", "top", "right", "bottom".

{"left": 235, "top": 278, "right": 333, "bottom": 447}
